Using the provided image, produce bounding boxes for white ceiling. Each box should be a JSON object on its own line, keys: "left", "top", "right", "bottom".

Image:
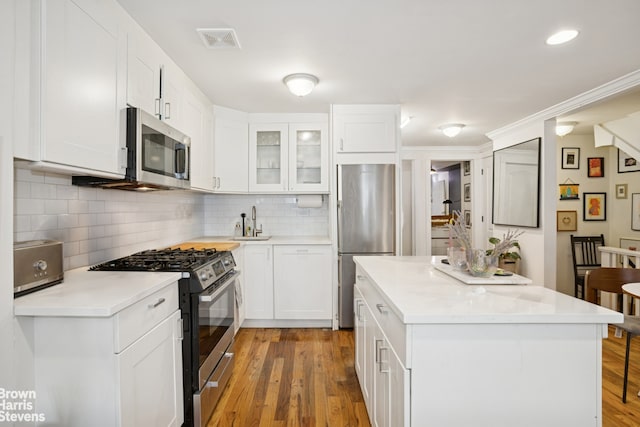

{"left": 116, "top": 0, "right": 640, "bottom": 147}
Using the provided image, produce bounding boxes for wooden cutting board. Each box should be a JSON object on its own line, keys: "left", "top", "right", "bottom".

{"left": 169, "top": 241, "right": 240, "bottom": 251}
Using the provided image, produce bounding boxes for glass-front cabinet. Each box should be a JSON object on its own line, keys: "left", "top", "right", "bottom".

{"left": 288, "top": 123, "right": 328, "bottom": 192}
{"left": 249, "top": 123, "right": 288, "bottom": 192}
{"left": 249, "top": 120, "right": 328, "bottom": 193}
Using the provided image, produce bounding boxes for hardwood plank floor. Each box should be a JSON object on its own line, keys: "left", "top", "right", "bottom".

{"left": 208, "top": 328, "right": 370, "bottom": 427}
{"left": 209, "top": 326, "right": 640, "bottom": 427}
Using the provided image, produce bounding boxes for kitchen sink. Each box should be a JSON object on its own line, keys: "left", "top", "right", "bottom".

{"left": 232, "top": 236, "right": 271, "bottom": 241}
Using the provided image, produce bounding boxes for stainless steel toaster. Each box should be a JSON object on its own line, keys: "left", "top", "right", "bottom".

{"left": 14, "top": 240, "right": 64, "bottom": 297}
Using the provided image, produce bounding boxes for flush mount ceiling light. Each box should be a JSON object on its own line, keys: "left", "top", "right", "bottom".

{"left": 401, "top": 116, "right": 413, "bottom": 129}
{"left": 439, "top": 123, "right": 465, "bottom": 138}
{"left": 283, "top": 73, "right": 319, "bottom": 97}
{"left": 556, "top": 121, "right": 578, "bottom": 137}
{"left": 546, "top": 29, "right": 579, "bottom": 45}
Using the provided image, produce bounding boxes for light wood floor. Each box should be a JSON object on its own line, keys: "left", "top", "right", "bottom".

{"left": 209, "top": 326, "right": 640, "bottom": 427}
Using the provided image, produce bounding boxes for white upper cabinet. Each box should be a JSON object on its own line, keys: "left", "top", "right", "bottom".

{"left": 249, "top": 114, "right": 329, "bottom": 193}
{"left": 249, "top": 123, "right": 289, "bottom": 192}
{"left": 332, "top": 105, "right": 399, "bottom": 153}
{"left": 288, "top": 122, "right": 329, "bottom": 192}
{"left": 213, "top": 106, "right": 249, "bottom": 193}
{"left": 126, "top": 17, "right": 185, "bottom": 132}
{"left": 40, "top": 0, "right": 125, "bottom": 176}
{"left": 182, "top": 83, "right": 214, "bottom": 192}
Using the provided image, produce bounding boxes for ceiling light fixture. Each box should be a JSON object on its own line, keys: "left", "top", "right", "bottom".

{"left": 401, "top": 116, "right": 413, "bottom": 129}
{"left": 283, "top": 73, "right": 319, "bottom": 97}
{"left": 556, "top": 121, "right": 578, "bottom": 137}
{"left": 439, "top": 123, "right": 465, "bottom": 138}
{"left": 546, "top": 29, "right": 579, "bottom": 45}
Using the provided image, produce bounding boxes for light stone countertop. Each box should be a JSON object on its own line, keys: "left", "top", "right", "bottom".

{"left": 187, "top": 235, "right": 332, "bottom": 245}
{"left": 13, "top": 267, "right": 182, "bottom": 317}
{"left": 355, "top": 255, "right": 623, "bottom": 325}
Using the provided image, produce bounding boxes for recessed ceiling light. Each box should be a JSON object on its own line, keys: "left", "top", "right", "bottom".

{"left": 546, "top": 29, "right": 579, "bottom": 45}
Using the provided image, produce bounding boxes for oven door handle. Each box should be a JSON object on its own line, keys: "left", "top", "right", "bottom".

{"left": 199, "top": 270, "right": 239, "bottom": 303}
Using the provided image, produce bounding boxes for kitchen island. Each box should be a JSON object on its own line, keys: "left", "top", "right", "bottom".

{"left": 353, "top": 256, "right": 622, "bottom": 427}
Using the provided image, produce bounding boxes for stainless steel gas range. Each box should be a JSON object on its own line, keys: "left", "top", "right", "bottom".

{"left": 90, "top": 247, "right": 239, "bottom": 427}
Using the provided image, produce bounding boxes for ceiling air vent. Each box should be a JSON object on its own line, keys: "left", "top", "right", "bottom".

{"left": 196, "top": 28, "right": 241, "bottom": 49}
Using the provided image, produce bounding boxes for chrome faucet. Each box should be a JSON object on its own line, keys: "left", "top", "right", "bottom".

{"left": 251, "top": 206, "right": 262, "bottom": 237}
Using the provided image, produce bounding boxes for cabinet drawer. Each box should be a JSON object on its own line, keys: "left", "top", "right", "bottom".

{"left": 355, "top": 269, "right": 407, "bottom": 365}
{"left": 114, "top": 282, "right": 179, "bottom": 353}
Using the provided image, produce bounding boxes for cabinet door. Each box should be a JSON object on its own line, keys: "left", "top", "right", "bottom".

{"left": 372, "top": 326, "right": 390, "bottom": 427}
{"left": 127, "top": 23, "right": 163, "bottom": 117}
{"left": 288, "top": 122, "right": 329, "bottom": 192}
{"left": 183, "top": 88, "right": 214, "bottom": 192}
{"left": 243, "top": 245, "right": 274, "bottom": 319}
{"left": 118, "top": 310, "right": 184, "bottom": 427}
{"left": 161, "top": 61, "right": 185, "bottom": 131}
{"left": 333, "top": 112, "right": 397, "bottom": 153}
{"left": 354, "top": 291, "right": 370, "bottom": 406}
{"left": 273, "top": 245, "right": 332, "bottom": 320}
{"left": 388, "top": 346, "right": 410, "bottom": 427}
{"left": 43, "top": 0, "right": 122, "bottom": 174}
{"left": 213, "top": 111, "right": 249, "bottom": 192}
{"left": 249, "top": 123, "right": 288, "bottom": 192}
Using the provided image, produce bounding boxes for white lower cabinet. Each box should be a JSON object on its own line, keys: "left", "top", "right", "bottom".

{"left": 31, "top": 283, "right": 183, "bottom": 427}
{"left": 273, "top": 245, "right": 332, "bottom": 319}
{"left": 356, "top": 273, "right": 409, "bottom": 427}
{"left": 243, "top": 244, "right": 274, "bottom": 319}
{"left": 242, "top": 243, "right": 332, "bottom": 324}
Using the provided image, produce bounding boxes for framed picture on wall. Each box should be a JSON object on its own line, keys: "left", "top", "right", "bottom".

{"left": 463, "top": 161, "right": 470, "bottom": 176}
{"left": 632, "top": 193, "right": 640, "bottom": 231}
{"left": 618, "top": 149, "right": 640, "bottom": 173}
{"left": 559, "top": 183, "right": 579, "bottom": 200}
{"left": 616, "top": 184, "right": 628, "bottom": 199}
{"left": 464, "top": 183, "right": 471, "bottom": 202}
{"left": 583, "top": 192, "right": 606, "bottom": 221}
{"left": 556, "top": 210, "right": 577, "bottom": 232}
{"left": 562, "top": 147, "right": 580, "bottom": 169}
{"left": 587, "top": 157, "right": 604, "bottom": 177}
{"left": 464, "top": 210, "right": 471, "bottom": 226}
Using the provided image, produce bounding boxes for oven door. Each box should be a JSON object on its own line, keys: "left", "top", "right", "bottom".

{"left": 196, "top": 271, "right": 237, "bottom": 389}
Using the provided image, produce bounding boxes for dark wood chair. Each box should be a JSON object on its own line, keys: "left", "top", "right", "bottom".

{"left": 585, "top": 267, "right": 640, "bottom": 403}
{"left": 571, "top": 234, "right": 605, "bottom": 299}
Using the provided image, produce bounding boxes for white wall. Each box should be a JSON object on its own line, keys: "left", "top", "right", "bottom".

{"left": 14, "top": 166, "right": 204, "bottom": 269}
{"left": 556, "top": 134, "right": 640, "bottom": 296}
{"left": 203, "top": 194, "right": 329, "bottom": 237}
{"left": 490, "top": 121, "right": 553, "bottom": 287}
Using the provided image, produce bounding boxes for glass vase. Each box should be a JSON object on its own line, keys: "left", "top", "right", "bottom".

{"left": 466, "top": 249, "right": 499, "bottom": 278}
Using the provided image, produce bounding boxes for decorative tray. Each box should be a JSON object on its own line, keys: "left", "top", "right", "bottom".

{"left": 433, "top": 260, "right": 532, "bottom": 285}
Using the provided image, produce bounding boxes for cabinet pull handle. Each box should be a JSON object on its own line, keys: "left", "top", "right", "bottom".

{"left": 217, "top": 177, "right": 221, "bottom": 189}
{"left": 155, "top": 98, "right": 161, "bottom": 118}
{"left": 376, "top": 303, "right": 388, "bottom": 314}
{"left": 340, "top": 138, "right": 344, "bottom": 151}
{"left": 149, "top": 297, "right": 166, "bottom": 309}
{"left": 177, "top": 317, "right": 184, "bottom": 340}
{"left": 379, "top": 345, "right": 390, "bottom": 374}
{"left": 164, "top": 102, "right": 171, "bottom": 119}
{"left": 356, "top": 301, "right": 362, "bottom": 320}
{"left": 375, "top": 339, "right": 382, "bottom": 363}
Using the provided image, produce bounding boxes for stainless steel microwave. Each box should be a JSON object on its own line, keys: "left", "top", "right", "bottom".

{"left": 72, "top": 107, "right": 190, "bottom": 191}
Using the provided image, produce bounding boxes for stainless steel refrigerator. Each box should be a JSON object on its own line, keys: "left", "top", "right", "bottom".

{"left": 337, "top": 164, "right": 396, "bottom": 328}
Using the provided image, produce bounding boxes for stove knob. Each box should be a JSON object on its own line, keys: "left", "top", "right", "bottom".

{"left": 34, "top": 260, "right": 48, "bottom": 271}
{"left": 199, "top": 271, "right": 209, "bottom": 281}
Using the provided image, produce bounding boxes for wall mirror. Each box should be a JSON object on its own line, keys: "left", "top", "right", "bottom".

{"left": 492, "top": 137, "right": 541, "bottom": 227}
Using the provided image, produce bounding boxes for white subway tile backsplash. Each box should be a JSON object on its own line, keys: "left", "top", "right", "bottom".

{"left": 14, "top": 165, "right": 330, "bottom": 271}
{"left": 14, "top": 165, "right": 204, "bottom": 269}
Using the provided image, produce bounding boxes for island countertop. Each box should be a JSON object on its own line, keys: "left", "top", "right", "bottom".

{"left": 354, "top": 256, "right": 622, "bottom": 325}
